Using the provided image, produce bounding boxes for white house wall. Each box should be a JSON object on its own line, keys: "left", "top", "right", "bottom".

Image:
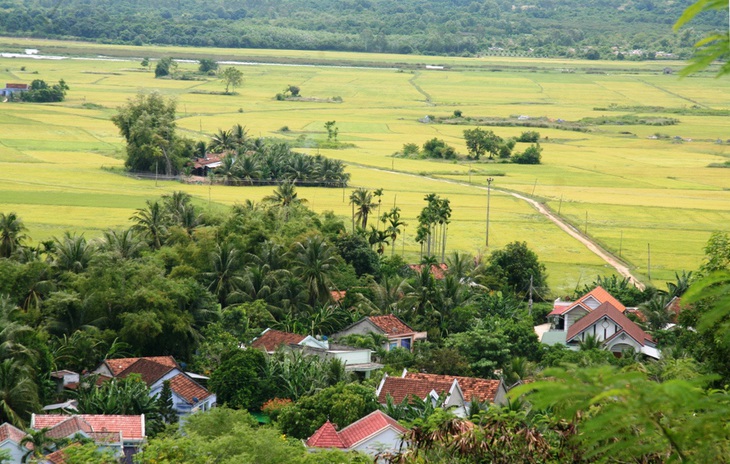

{"left": 565, "top": 307, "right": 589, "bottom": 330}
{"left": 350, "top": 428, "right": 404, "bottom": 456}
{"left": 0, "top": 441, "right": 26, "bottom": 463}
{"left": 333, "top": 350, "right": 371, "bottom": 365}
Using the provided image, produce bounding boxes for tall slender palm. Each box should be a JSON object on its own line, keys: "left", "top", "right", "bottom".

{"left": 294, "top": 236, "right": 339, "bottom": 307}
{"left": 21, "top": 428, "right": 60, "bottom": 462}
{"left": 373, "top": 188, "right": 384, "bottom": 229}
{"left": 0, "top": 212, "right": 27, "bottom": 258}
{"left": 0, "top": 358, "right": 39, "bottom": 427}
{"left": 349, "top": 188, "right": 377, "bottom": 230}
{"left": 385, "top": 207, "right": 406, "bottom": 257}
{"left": 130, "top": 200, "right": 168, "bottom": 249}
{"left": 53, "top": 232, "right": 96, "bottom": 273}
{"left": 368, "top": 226, "right": 390, "bottom": 255}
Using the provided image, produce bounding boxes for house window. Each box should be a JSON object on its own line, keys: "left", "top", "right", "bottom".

{"left": 400, "top": 338, "right": 411, "bottom": 350}
{"left": 389, "top": 342, "right": 397, "bottom": 351}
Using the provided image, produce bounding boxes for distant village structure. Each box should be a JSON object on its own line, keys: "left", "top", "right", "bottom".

{"left": 1, "top": 83, "right": 28, "bottom": 97}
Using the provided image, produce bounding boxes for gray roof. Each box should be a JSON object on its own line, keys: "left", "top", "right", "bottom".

{"left": 541, "top": 331, "right": 567, "bottom": 346}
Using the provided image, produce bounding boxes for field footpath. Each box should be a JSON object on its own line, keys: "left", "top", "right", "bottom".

{"left": 358, "top": 165, "right": 646, "bottom": 290}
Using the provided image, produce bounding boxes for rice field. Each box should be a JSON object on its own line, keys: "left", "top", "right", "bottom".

{"left": 0, "top": 38, "right": 728, "bottom": 294}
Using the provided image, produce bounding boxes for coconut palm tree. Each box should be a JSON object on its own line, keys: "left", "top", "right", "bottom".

{"left": 209, "top": 128, "right": 235, "bottom": 153}
{"left": 0, "top": 212, "right": 27, "bottom": 258}
{"left": 639, "top": 294, "right": 672, "bottom": 332}
{"left": 53, "top": 232, "right": 96, "bottom": 273}
{"left": 204, "top": 243, "right": 245, "bottom": 307}
{"left": 101, "top": 228, "right": 146, "bottom": 259}
{"left": 215, "top": 154, "right": 239, "bottom": 185}
{"left": 130, "top": 200, "right": 168, "bottom": 249}
{"left": 349, "top": 188, "right": 377, "bottom": 230}
{"left": 0, "top": 358, "right": 39, "bottom": 427}
{"left": 231, "top": 123, "right": 249, "bottom": 149}
{"left": 263, "top": 181, "right": 306, "bottom": 220}
{"left": 236, "top": 156, "right": 261, "bottom": 185}
{"left": 294, "top": 236, "right": 338, "bottom": 307}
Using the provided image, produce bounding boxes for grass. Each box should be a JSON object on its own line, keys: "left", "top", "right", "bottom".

{"left": 0, "top": 39, "right": 728, "bottom": 294}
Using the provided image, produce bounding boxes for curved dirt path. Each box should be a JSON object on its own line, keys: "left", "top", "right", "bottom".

{"left": 360, "top": 166, "right": 645, "bottom": 290}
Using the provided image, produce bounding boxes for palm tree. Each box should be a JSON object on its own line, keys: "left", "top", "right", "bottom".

{"left": 194, "top": 140, "right": 208, "bottom": 158}
{"left": 215, "top": 154, "right": 239, "bottom": 185}
{"left": 373, "top": 188, "right": 384, "bottom": 228}
{"left": 130, "top": 200, "right": 168, "bottom": 249}
{"left": 0, "top": 358, "right": 39, "bottom": 427}
{"left": 209, "top": 128, "right": 235, "bottom": 153}
{"left": 639, "top": 294, "right": 672, "bottom": 332}
{"left": 0, "top": 212, "right": 27, "bottom": 258}
{"left": 236, "top": 156, "right": 261, "bottom": 185}
{"left": 53, "top": 232, "right": 96, "bottom": 273}
{"left": 294, "top": 236, "right": 339, "bottom": 307}
{"left": 666, "top": 270, "right": 692, "bottom": 298}
{"left": 21, "top": 427, "right": 60, "bottom": 462}
{"left": 349, "top": 188, "right": 377, "bottom": 230}
{"left": 231, "top": 123, "right": 249, "bottom": 149}
{"left": 263, "top": 181, "right": 306, "bottom": 220}
{"left": 204, "top": 243, "right": 245, "bottom": 307}
{"left": 384, "top": 207, "right": 406, "bottom": 257}
{"left": 578, "top": 333, "right": 602, "bottom": 351}
{"left": 368, "top": 226, "right": 390, "bottom": 255}
{"left": 101, "top": 228, "right": 146, "bottom": 259}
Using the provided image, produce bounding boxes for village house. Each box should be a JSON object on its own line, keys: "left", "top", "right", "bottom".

{"left": 402, "top": 372, "right": 509, "bottom": 407}
{"left": 541, "top": 286, "right": 660, "bottom": 359}
{"left": 93, "top": 356, "right": 216, "bottom": 418}
{"left": 1, "top": 83, "right": 28, "bottom": 97}
{"left": 332, "top": 315, "right": 427, "bottom": 352}
{"left": 305, "top": 410, "right": 407, "bottom": 457}
{"left": 250, "top": 328, "right": 383, "bottom": 377}
{"left": 31, "top": 414, "right": 145, "bottom": 463}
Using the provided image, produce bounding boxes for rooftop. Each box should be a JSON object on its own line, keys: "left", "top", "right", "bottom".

{"left": 403, "top": 372, "right": 502, "bottom": 403}
{"left": 368, "top": 315, "right": 414, "bottom": 337}
{"left": 566, "top": 301, "right": 654, "bottom": 346}
{"left": 250, "top": 328, "right": 306, "bottom": 352}
{"left": 32, "top": 414, "right": 145, "bottom": 441}
{"left": 377, "top": 376, "right": 454, "bottom": 403}
{"left": 306, "top": 410, "right": 407, "bottom": 449}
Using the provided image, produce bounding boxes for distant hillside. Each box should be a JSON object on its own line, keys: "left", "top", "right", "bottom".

{"left": 0, "top": 0, "right": 724, "bottom": 58}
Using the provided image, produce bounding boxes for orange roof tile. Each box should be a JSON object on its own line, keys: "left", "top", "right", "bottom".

{"left": 368, "top": 315, "right": 414, "bottom": 337}
{"left": 337, "top": 410, "right": 407, "bottom": 448}
{"left": 168, "top": 373, "right": 213, "bottom": 405}
{"left": 549, "top": 286, "right": 626, "bottom": 316}
{"left": 104, "top": 356, "right": 178, "bottom": 376}
{"left": 117, "top": 359, "right": 176, "bottom": 386}
{"left": 0, "top": 423, "right": 26, "bottom": 444}
{"left": 44, "top": 444, "right": 81, "bottom": 464}
{"left": 305, "top": 421, "right": 346, "bottom": 448}
{"left": 377, "top": 376, "right": 453, "bottom": 403}
{"left": 566, "top": 301, "right": 653, "bottom": 346}
{"left": 250, "top": 329, "right": 306, "bottom": 352}
{"left": 404, "top": 372, "right": 501, "bottom": 403}
{"left": 32, "top": 414, "right": 145, "bottom": 441}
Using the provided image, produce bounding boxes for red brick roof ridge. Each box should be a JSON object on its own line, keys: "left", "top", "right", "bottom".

{"left": 117, "top": 358, "right": 176, "bottom": 386}
{"left": 377, "top": 376, "right": 455, "bottom": 403}
{"left": 104, "top": 356, "right": 178, "bottom": 376}
{"left": 32, "top": 414, "right": 145, "bottom": 440}
{"left": 566, "top": 301, "right": 653, "bottom": 345}
{"left": 168, "top": 372, "right": 213, "bottom": 405}
{"left": 0, "top": 422, "right": 27, "bottom": 444}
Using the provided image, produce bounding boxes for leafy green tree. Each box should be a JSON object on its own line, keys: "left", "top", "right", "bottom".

{"left": 198, "top": 58, "right": 218, "bottom": 73}
{"left": 487, "top": 241, "right": 547, "bottom": 297}
{"left": 64, "top": 442, "right": 118, "bottom": 464}
{"left": 278, "top": 383, "right": 379, "bottom": 439}
{"left": 463, "top": 128, "right": 502, "bottom": 160}
{"left": 324, "top": 120, "right": 338, "bottom": 141}
{"left": 0, "top": 212, "right": 27, "bottom": 258}
{"left": 111, "top": 92, "right": 191, "bottom": 175}
{"left": 445, "top": 327, "right": 511, "bottom": 378}
{"left": 517, "top": 131, "right": 540, "bottom": 143}
{"left": 421, "top": 137, "right": 456, "bottom": 159}
{"left": 154, "top": 57, "right": 177, "bottom": 78}
{"left": 221, "top": 67, "right": 243, "bottom": 94}
{"left": 19, "top": 79, "right": 69, "bottom": 102}
{"left": 209, "top": 349, "right": 272, "bottom": 410}
{"left": 512, "top": 143, "right": 542, "bottom": 164}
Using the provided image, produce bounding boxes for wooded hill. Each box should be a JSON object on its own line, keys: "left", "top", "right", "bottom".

{"left": 0, "top": 0, "right": 724, "bottom": 58}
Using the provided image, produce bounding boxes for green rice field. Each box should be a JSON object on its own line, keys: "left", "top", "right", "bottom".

{"left": 0, "top": 38, "right": 728, "bottom": 294}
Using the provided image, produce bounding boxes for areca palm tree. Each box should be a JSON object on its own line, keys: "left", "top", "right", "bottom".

{"left": 0, "top": 358, "right": 39, "bottom": 427}
{"left": 384, "top": 207, "right": 406, "bottom": 257}
{"left": 349, "top": 188, "right": 378, "bottom": 230}
{"left": 0, "top": 212, "right": 27, "bottom": 258}
{"left": 21, "top": 427, "right": 60, "bottom": 462}
{"left": 294, "top": 236, "right": 339, "bottom": 307}
{"left": 368, "top": 226, "right": 390, "bottom": 255}
{"left": 130, "top": 200, "right": 168, "bottom": 249}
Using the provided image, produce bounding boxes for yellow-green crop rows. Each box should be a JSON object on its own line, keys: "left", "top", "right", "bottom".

{"left": 0, "top": 38, "right": 728, "bottom": 293}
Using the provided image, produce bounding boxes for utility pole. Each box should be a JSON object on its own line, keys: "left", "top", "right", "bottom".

{"left": 648, "top": 243, "right": 652, "bottom": 281}
{"left": 485, "top": 177, "right": 494, "bottom": 247}
{"left": 528, "top": 274, "right": 533, "bottom": 316}
{"left": 619, "top": 230, "right": 623, "bottom": 257}
{"left": 584, "top": 211, "right": 588, "bottom": 235}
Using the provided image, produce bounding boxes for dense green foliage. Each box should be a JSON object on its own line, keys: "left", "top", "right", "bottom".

{"left": 16, "top": 79, "right": 69, "bottom": 103}
{"left": 0, "top": 0, "right": 724, "bottom": 58}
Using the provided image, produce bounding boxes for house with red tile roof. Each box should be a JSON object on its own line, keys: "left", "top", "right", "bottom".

{"left": 548, "top": 286, "right": 627, "bottom": 332}
{"left": 333, "top": 315, "right": 427, "bottom": 352}
{"left": 306, "top": 410, "right": 407, "bottom": 457}
{"left": 541, "top": 287, "right": 660, "bottom": 359}
{"left": 408, "top": 263, "right": 448, "bottom": 280}
{"left": 566, "top": 302, "right": 660, "bottom": 359}
{"left": 402, "top": 372, "right": 508, "bottom": 406}
{"left": 250, "top": 328, "right": 327, "bottom": 353}
{"left": 31, "top": 414, "right": 145, "bottom": 462}
{"left": 0, "top": 422, "right": 29, "bottom": 463}
{"left": 93, "top": 356, "right": 215, "bottom": 418}
{"left": 375, "top": 374, "right": 468, "bottom": 417}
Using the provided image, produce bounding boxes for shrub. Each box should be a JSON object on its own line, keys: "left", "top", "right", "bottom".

{"left": 517, "top": 131, "right": 540, "bottom": 142}
{"left": 512, "top": 144, "right": 542, "bottom": 164}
